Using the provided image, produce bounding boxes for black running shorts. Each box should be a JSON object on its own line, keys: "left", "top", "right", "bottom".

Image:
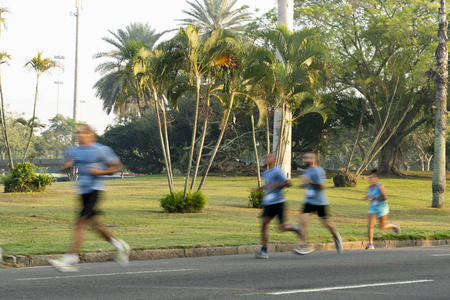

{"left": 302, "top": 203, "right": 329, "bottom": 219}
{"left": 262, "top": 202, "right": 285, "bottom": 224}
{"left": 80, "top": 190, "right": 101, "bottom": 219}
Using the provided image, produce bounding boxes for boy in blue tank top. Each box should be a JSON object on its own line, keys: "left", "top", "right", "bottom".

{"left": 365, "top": 169, "right": 400, "bottom": 249}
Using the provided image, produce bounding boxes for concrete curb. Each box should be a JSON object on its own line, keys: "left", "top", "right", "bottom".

{"left": 2, "top": 239, "right": 449, "bottom": 267}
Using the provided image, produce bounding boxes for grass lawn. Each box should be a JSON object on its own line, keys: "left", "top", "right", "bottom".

{"left": 0, "top": 174, "right": 449, "bottom": 256}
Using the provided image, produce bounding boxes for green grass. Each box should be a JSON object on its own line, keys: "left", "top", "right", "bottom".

{"left": 0, "top": 174, "right": 449, "bottom": 256}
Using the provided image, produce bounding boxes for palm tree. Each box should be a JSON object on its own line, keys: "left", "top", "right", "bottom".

{"left": 0, "top": 7, "right": 13, "bottom": 169}
{"left": 179, "top": 0, "right": 251, "bottom": 35}
{"left": 173, "top": 26, "right": 235, "bottom": 199}
{"left": 432, "top": 0, "right": 447, "bottom": 208}
{"left": 262, "top": 25, "right": 328, "bottom": 166}
{"left": 0, "top": 52, "right": 12, "bottom": 169}
{"left": 94, "top": 23, "right": 162, "bottom": 115}
{"left": 197, "top": 45, "right": 272, "bottom": 191}
{"left": 23, "top": 52, "right": 59, "bottom": 163}
{"left": 134, "top": 42, "right": 177, "bottom": 196}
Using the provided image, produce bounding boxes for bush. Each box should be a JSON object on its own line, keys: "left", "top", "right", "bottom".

{"left": 248, "top": 189, "right": 263, "bottom": 208}
{"left": 1, "top": 163, "right": 52, "bottom": 193}
{"left": 333, "top": 169, "right": 357, "bottom": 187}
{"left": 160, "top": 190, "right": 207, "bottom": 213}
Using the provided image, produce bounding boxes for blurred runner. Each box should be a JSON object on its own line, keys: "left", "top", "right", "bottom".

{"left": 49, "top": 125, "right": 130, "bottom": 272}
{"left": 254, "top": 153, "right": 302, "bottom": 259}
{"left": 294, "top": 152, "right": 342, "bottom": 255}
{"left": 365, "top": 169, "right": 400, "bottom": 250}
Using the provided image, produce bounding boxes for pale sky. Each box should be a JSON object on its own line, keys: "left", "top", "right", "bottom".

{"left": 0, "top": 0, "right": 276, "bottom": 134}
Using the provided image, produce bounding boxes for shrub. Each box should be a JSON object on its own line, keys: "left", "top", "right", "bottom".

{"left": 248, "top": 189, "right": 263, "bottom": 208}
{"left": 333, "top": 169, "right": 357, "bottom": 187}
{"left": 1, "top": 163, "right": 52, "bottom": 193}
{"left": 160, "top": 190, "right": 207, "bottom": 213}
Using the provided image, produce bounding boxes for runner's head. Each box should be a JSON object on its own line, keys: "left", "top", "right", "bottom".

{"left": 302, "top": 153, "right": 317, "bottom": 168}
{"left": 368, "top": 169, "right": 379, "bottom": 184}
{"left": 264, "top": 153, "right": 276, "bottom": 169}
{"left": 76, "top": 125, "right": 95, "bottom": 146}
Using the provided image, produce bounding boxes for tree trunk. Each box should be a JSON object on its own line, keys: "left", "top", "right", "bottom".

{"left": 273, "top": 0, "right": 294, "bottom": 178}
{"left": 23, "top": 74, "right": 40, "bottom": 163}
{"left": 197, "top": 93, "right": 234, "bottom": 191}
{"left": 266, "top": 109, "right": 270, "bottom": 171}
{"left": 152, "top": 89, "right": 174, "bottom": 197}
{"left": 378, "top": 140, "right": 398, "bottom": 175}
{"left": 345, "top": 108, "right": 364, "bottom": 172}
{"left": 190, "top": 96, "right": 210, "bottom": 190}
{"left": 251, "top": 113, "right": 261, "bottom": 187}
{"left": 432, "top": 0, "right": 447, "bottom": 208}
{"left": 183, "top": 77, "right": 201, "bottom": 200}
{"left": 0, "top": 71, "right": 13, "bottom": 169}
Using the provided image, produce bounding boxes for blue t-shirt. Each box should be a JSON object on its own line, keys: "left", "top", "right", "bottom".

{"left": 64, "top": 143, "right": 119, "bottom": 194}
{"left": 302, "top": 166, "right": 328, "bottom": 205}
{"left": 261, "top": 167, "right": 288, "bottom": 206}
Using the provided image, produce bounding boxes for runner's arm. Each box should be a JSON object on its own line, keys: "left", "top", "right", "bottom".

{"left": 90, "top": 160, "right": 123, "bottom": 176}
{"left": 377, "top": 184, "right": 388, "bottom": 201}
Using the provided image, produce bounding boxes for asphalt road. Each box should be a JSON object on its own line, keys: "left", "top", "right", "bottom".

{"left": 1, "top": 246, "right": 449, "bottom": 300}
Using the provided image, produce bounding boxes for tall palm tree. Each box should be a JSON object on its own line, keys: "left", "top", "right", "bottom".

{"left": 197, "top": 45, "right": 272, "bottom": 191}
{"left": 0, "top": 7, "right": 13, "bottom": 169}
{"left": 23, "top": 52, "right": 59, "bottom": 163}
{"left": 0, "top": 52, "right": 12, "bottom": 169}
{"left": 179, "top": 0, "right": 251, "bottom": 35}
{"left": 432, "top": 0, "right": 447, "bottom": 208}
{"left": 173, "top": 26, "right": 235, "bottom": 199}
{"left": 262, "top": 25, "right": 328, "bottom": 166}
{"left": 134, "top": 42, "right": 177, "bottom": 196}
{"left": 94, "top": 23, "right": 162, "bottom": 115}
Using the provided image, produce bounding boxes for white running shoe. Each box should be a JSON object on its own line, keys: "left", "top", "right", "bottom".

{"left": 114, "top": 238, "right": 131, "bottom": 267}
{"left": 334, "top": 232, "right": 343, "bottom": 255}
{"left": 254, "top": 247, "right": 269, "bottom": 259}
{"left": 293, "top": 246, "right": 314, "bottom": 255}
{"left": 49, "top": 255, "right": 79, "bottom": 273}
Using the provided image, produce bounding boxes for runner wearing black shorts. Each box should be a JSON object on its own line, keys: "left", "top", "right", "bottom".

{"left": 254, "top": 153, "right": 303, "bottom": 259}
{"left": 294, "top": 153, "right": 343, "bottom": 255}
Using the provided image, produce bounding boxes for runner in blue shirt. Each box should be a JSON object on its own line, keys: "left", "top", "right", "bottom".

{"left": 49, "top": 125, "right": 130, "bottom": 272}
{"left": 254, "top": 153, "right": 303, "bottom": 259}
{"left": 294, "top": 152, "right": 343, "bottom": 255}
{"left": 365, "top": 169, "right": 400, "bottom": 250}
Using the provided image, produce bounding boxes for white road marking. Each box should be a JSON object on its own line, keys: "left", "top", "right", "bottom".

{"left": 268, "top": 279, "right": 434, "bottom": 295}
{"left": 16, "top": 268, "right": 195, "bottom": 281}
{"left": 432, "top": 254, "right": 450, "bottom": 257}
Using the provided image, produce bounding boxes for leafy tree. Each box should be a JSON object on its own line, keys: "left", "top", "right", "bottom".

{"left": 23, "top": 51, "right": 59, "bottom": 163}
{"left": 261, "top": 25, "right": 327, "bottom": 166}
{"left": 296, "top": 0, "right": 438, "bottom": 174}
{"left": 93, "top": 23, "right": 162, "bottom": 115}
{"left": 179, "top": 0, "right": 251, "bottom": 35}
{"left": 33, "top": 115, "right": 77, "bottom": 158}
{"left": 99, "top": 114, "right": 164, "bottom": 174}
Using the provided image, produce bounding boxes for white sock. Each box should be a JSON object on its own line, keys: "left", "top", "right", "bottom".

{"left": 62, "top": 254, "right": 78, "bottom": 263}
{"left": 110, "top": 238, "right": 123, "bottom": 251}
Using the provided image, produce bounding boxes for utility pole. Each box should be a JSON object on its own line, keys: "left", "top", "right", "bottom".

{"left": 72, "top": 0, "right": 82, "bottom": 122}
{"left": 273, "top": 0, "right": 294, "bottom": 178}
{"left": 54, "top": 55, "right": 65, "bottom": 116}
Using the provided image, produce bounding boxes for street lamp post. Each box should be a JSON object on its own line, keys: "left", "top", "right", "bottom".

{"left": 72, "top": 0, "right": 82, "bottom": 122}
{"left": 53, "top": 55, "right": 65, "bottom": 116}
